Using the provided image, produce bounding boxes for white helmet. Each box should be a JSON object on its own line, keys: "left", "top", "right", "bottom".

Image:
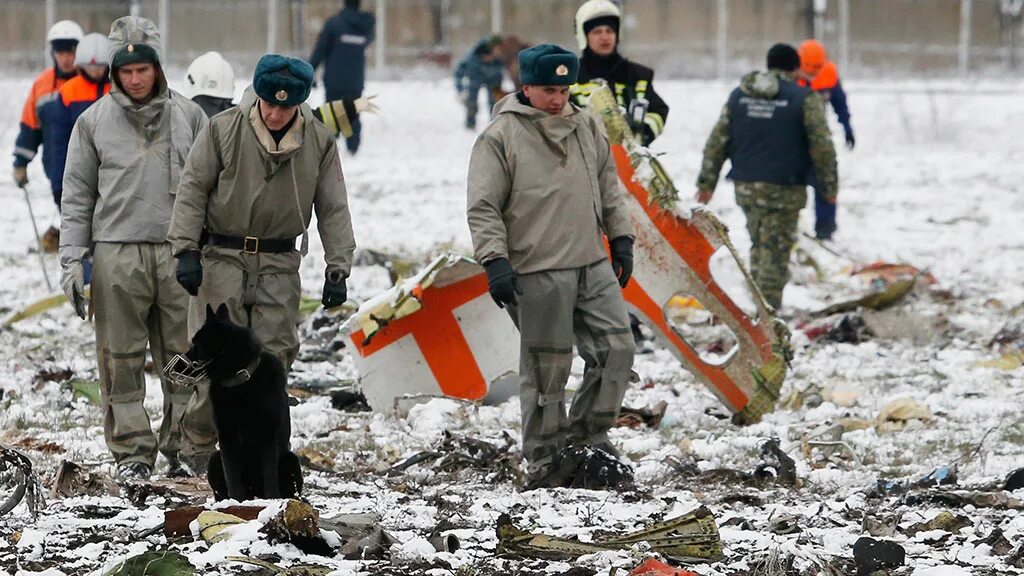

{"left": 47, "top": 20, "right": 84, "bottom": 44}
{"left": 182, "top": 51, "right": 235, "bottom": 100}
{"left": 574, "top": 0, "right": 622, "bottom": 51}
{"left": 74, "top": 33, "right": 110, "bottom": 67}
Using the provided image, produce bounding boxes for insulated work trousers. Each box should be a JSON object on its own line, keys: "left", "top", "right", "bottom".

{"left": 737, "top": 202, "right": 801, "bottom": 310}
{"left": 511, "top": 260, "right": 634, "bottom": 472}
{"left": 178, "top": 249, "right": 302, "bottom": 456}
{"left": 92, "top": 241, "right": 193, "bottom": 467}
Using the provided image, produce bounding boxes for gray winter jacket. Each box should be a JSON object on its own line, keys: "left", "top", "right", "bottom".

{"left": 467, "top": 93, "right": 632, "bottom": 274}
{"left": 60, "top": 15, "right": 207, "bottom": 260}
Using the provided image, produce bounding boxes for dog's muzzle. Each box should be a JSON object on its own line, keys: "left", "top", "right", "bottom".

{"left": 163, "top": 354, "right": 212, "bottom": 387}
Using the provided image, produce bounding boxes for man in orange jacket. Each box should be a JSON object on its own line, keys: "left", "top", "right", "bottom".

{"left": 798, "top": 40, "right": 853, "bottom": 240}
{"left": 12, "top": 20, "right": 83, "bottom": 250}
{"left": 47, "top": 33, "right": 112, "bottom": 217}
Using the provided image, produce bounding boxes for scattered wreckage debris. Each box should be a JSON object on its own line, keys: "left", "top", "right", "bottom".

{"left": 295, "top": 446, "right": 336, "bottom": 473}
{"left": 876, "top": 397, "right": 933, "bottom": 432}
{"left": 902, "top": 510, "right": 971, "bottom": 537}
{"left": 388, "top": 430, "right": 523, "bottom": 486}
{"left": 227, "top": 556, "right": 333, "bottom": 575}
{"left": 1005, "top": 468, "right": 1024, "bottom": 491}
{"left": 102, "top": 550, "right": 196, "bottom": 576}
{"left": 165, "top": 505, "right": 264, "bottom": 538}
{"left": 497, "top": 505, "right": 723, "bottom": 562}
{"left": 753, "top": 438, "right": 798, "bottom": 487}
{"left": 617, "top": 401, "right": 669, "bottom": 429}
{"left": 849, "top": 262, "right": 938, "bottom": 286}
{"left": 1, "top": 293, "right": 68, "bottom": 328}
{"left": 342, "top": 253, "right": 520, "bottom": 411}
{"left": 51, "top": 459, "right": 118, "bottom": 498}
{"left": 540, "top": 445, "right": 636, "bottom": 491}
{"left": 813, "top": 276, "right": 918, "bottom": 317}
{"left": 590, "top": 80, "right": 791, "bottom": 425}
{"left": 329, "top": 389, "right": 371, "bottom": 412}
{"left": 319, "top": 513, "right": 398, "bottom": 559}
{"left": 0, "top": 445, "right": 44, "bottom": 518}
{"left": 625, "top": 558, "right": 698, "bottom": 576}
{"left": 852, "top": 537, "right": 905, "bottom": 575}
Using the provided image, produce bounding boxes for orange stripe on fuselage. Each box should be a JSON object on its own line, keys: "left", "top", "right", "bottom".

{"left": 611, "top": 144, "right": 774, "bottom": 411}
{"left": 350, "top": 274, "right": 491, "bottom": 401}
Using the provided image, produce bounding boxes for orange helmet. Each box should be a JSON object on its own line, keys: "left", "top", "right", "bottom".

{"left": 799, "top": 39, "right": 827, "bottom": 75}
{"left": 810, "top": 61, "right": 839, "bottom": 90}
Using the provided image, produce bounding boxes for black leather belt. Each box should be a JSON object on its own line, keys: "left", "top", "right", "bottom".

{"left": 208, "top": 233, "right": 296, "bottom": 254}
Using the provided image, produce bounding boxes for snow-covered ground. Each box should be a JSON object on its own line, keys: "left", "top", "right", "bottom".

{"left": 0, "top": 76, "right": 1023, "bottom": 575}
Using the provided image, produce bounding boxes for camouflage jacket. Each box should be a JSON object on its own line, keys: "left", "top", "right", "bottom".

{"left": 696, "top": 70, "right": 838, "bottom": 204}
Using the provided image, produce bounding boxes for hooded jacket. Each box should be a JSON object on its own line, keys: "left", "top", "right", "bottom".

{"left": 308, "top": 7, "right": 375, "bottom": 99}
{"left": 167, "top": 88, "right": 355, "bottom": 279}
{"left": 467, "top": 93, "right": 632, "bottom": 275}
{"left": 60, "top": 18, "right": 207, "bottom": 252}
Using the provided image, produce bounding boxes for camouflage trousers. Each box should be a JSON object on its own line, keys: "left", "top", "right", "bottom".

{"left": 91, "top": 242, "right": 194, "bottom": 467}
{"left": 509, "top": 260, "right": 634, "bottom": 473}
{"left": 734, "top": 182, "right": 806, "bottom": 310}
{"left": 178, "top": 248, "right": 301, "bottom": 457}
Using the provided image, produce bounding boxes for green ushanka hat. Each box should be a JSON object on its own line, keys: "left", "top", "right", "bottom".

{"left": 252, "top": 54, "right": 314, "bottom": 106}
{"left": 518, "top": 43, "right": 579, "bottom": 86}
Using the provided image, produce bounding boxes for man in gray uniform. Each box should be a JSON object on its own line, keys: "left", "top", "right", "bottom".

{"left": 168, "top": 54, "right": 356, "bottom": 470}
{"left": 60, "top": 16, "right": 209, "bottom": 480}
{"left": 467, "top": 44, "right": 635, "bottom": 489}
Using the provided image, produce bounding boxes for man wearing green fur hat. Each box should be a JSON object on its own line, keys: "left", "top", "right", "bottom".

{"left": 60, "top": 16, "right": 209, "bottom": 481}
{"left": 168, "top": 54, "right": 356, "bottom": 469}
{"left": 467, "top": 43, "right": 636, "bottom": 490}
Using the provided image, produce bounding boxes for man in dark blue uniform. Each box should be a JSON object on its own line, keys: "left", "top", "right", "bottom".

{"left": 309, "top": 0, "right": 375, "bottom": 154}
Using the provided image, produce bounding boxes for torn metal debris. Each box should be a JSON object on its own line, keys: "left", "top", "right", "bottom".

{"left": 497, "top": 505, "right": 723, "bottom": 562}
{"left": 589, "top": 81, "right": 792, "bottom": 425}
{"left": 0, "top": 445, "right": 44, "bottom": 519}
{"left": 342, "top": 253, "right": 520, "bottom": 411}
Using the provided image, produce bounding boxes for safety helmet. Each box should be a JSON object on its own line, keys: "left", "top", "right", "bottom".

{"left": 799, "top": 39, "right": 827, "bottom": 75}
{"left": 574, "top": 0, "right": 622, "bottom": 51}
{"left": 182, "top": 51, "right": 235, "bottom": 100}
{"left": 74, "top": 33, "right": 110, "bottom": 67}
{"left": 47, "top": 20, "right": 84, "bottom": 45}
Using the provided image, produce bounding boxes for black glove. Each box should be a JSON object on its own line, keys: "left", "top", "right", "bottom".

{"left": 843, "top": 123, "right": 855, "bottom": 149}
{"left": 175, "top": 250, "right": 203, "bottom": 296}
{"left": 322, "top": 272, "right": 348, "bottom": 309}
{"left": 484, "top": 258, "right": 522, "bottom": 308}
{"left": 640, "top": 124, "right": 656, "bottom": 147}
{"left": 610, "top": 236, "right": 634, "bottom": 288}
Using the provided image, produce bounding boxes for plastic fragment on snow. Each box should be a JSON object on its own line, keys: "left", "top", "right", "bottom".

{"left": 0, "top": 445, "right": 44, "bottom": 519}
{"left": 876, "top": 397, "right": 933, "bottom": 432}
{"left": 197, "top": 510, "right": 245, "bottom": 544}
{"left": 628, "top": 558, "right": 698, "bottom": 576}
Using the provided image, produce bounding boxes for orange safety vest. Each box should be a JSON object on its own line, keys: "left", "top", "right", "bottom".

{"left": 19, "top": 68, "right": 72, "bottom": 130}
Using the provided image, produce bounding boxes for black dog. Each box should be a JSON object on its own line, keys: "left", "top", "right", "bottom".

{"left": 185, "top": 303, "right": 301, "bottom": 501}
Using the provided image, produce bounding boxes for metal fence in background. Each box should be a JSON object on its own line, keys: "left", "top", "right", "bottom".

{"left": 0, "top": 0, "right": 1022, "bottom": 78}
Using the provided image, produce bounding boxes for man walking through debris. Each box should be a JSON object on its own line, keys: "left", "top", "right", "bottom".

{"left": 168, "top": 54, "right": 356, "bottom": 471}
{"left": 695, "top": 44, "right": 838, "bottom": 310}
{"left": 569, "top": 0, "right": 669, "bottom": 147}
{"left": 308, "top": 0, "right": 375, "bottom": 154}
{"left": 60, "top": 16, "right": 209, "bottom": 480}
{"left": 798, "top": 39, "right": 854, "bottom": 240}
{"left": 455, "top": 35, "right": 506, "bottom": 130}
{"left": 467, "top": 44, "right": 636, "bottom": 490}
{"left": 13, "top": 19, "right": 83, "bottom": 252}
